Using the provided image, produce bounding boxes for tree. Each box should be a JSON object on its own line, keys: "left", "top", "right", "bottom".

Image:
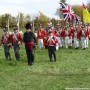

{"left": 23, "top": 14, "right": 31, "bottom": 27}
{"left": 55, "top": 0, "right": 67, "bottom": 20}
{"left": 55, "top": 8, "right": 63, "bottom": 19}
{"left": 1, "top": 13, "right": 10, "bottom": 27}
{"left": 24, "top": 14, "right": 31, "bottom": 22}
{"left": 0, "top": 16, "right": 2, "bottom": 27}
{"left": 60, "top": 0, "right": 66, "bottom": 3}
{"left": 38, "top": 11, "right": 50, "bottom": 27}
{"left": 72, "top": 5, "right": 83, "bottom": 21}
{"left": 19, "top": 13, "right": 24, "bottom": 28}
{"left": 87, "top": 2, "right": 90, "bottom": 13}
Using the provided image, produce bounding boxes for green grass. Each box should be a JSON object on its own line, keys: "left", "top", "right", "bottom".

{"left": 0, "top": 29, "right": 90, "bottom": 90}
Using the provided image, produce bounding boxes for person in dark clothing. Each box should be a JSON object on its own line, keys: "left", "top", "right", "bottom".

{"left": 23, "top": 22, "right": 37, "bottom": 66}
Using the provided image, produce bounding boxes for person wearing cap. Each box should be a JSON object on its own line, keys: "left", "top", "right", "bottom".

{"left": 11, "top": 26, "right": 22, "bottom": 60}
{"left": 23, "top": 22, "right": 37, "bottom": 66}
{"left": 47, "top": 30, "right": 58, "bottom": 62}
{"left": 1, "top": 27, "right": 12, "bottom": 60}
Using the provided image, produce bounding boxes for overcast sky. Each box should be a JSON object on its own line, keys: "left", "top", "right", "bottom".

{"left": 0, "top": 0, "right": 88, "bottom": 19}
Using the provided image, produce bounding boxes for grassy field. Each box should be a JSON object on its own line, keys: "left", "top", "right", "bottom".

{"left": 0, "top": 29, "right": 90, "bottom": 90}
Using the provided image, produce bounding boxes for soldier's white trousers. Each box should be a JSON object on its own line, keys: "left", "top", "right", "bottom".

{"left": 61, "top": 37, "right": 64, "bottom": 47}
{"left": 65, "top": 37, "right": 69, "bottom": 49}
{"left": 56, "top": 37, "right": 63, "bottom": 50}
{"left": 74, "top": 38, "right": 79, "bottom": 48}
{"left": 81, "top": 37, "right": 86, "bottom": 49}
{"left": 86, "top": 37, "right": 89, "bottom": 48}
{"left": 38, "top": 39, "right": 43, "bottom": 49}
{"left": 69, "top": 37, "right": 72, "bottom": 47}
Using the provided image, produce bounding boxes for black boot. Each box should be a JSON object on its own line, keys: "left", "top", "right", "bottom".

{"left": 54, "top": 58, "right": 56, "bottom": 62}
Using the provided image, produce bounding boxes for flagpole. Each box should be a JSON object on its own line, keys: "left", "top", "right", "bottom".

{"left": 17, "top": 12, "right": 20, "bottom": 32}
{"left": 31, "top": 14, "right": 35, "bottom": 32}
{"left": 33, "top": 20, "right": 35, "bottom": 32}
{"left": 8, "top": 15, "right": 9, "bottom": 32}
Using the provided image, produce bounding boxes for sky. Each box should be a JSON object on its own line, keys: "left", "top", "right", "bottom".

{"left": 0, "top": 0, "right": 88, "bottom": 19}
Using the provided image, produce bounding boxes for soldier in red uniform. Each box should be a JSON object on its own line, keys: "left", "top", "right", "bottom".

{"left": 77, "top": 25, "right": 82, "bottom": 40}
{"left": 65, "top": 27, "right": 69, "bottom": 49}
{"left": 43, "top": 28, "right": 49, "bottom": 49}
{"left": 1, "top": 27, "right": 12, "bottom": 60}
{"left": 52, "top": 27, "right": 57, "bottom": 36}
{"left": 69, "top": 25, "right": 74, "bottom": 48}
{"left": 85, "top": 25, "right": 89, "bottom": 48}
{"left": 73, "top": 27, "right": 79, "bottom": 49}
{"left": 11, "top": 26, "right": 22, "bottom": 60}
{"left": 81, "top": 26, "right": 86, "bottom": 49}
{"left": 37, "top": 26, "right": 45, "bottom": 49}
{"left": 47, "top": 30, "right": 58, "bottom": 62}
{"left": 61, "top": 27, "right": 65, "bottom": 47}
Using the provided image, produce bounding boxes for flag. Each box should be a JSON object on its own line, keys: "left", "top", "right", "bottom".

{"left": 74, "top": 14, "right": 80, "bottom": 21}
{"left": 82, "top": 3, "right": 90, "bottom": 23}
{"left": 60, "top": 2, "right": 74, "bottom": 21}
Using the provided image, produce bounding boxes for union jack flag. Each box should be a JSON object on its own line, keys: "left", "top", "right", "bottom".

{"left": 60, "top": 2, "right": 74, "bottom": 21}
{"left": 74, "top": 14, "right": 81, "bottom": 21}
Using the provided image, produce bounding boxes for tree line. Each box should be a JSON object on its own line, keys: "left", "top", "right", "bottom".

{"left": 0, "top": 12, "right": 59, "bottom": 30}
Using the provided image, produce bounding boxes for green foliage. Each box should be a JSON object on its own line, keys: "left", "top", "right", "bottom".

{"left": 60, "top": 0, "right": 66, "bottom": 3}
{"left": 72, "top": 5, "right": 83, "bottom": 21}
{"left": 38, "top": 11, "right": 50, "bottom": 28}
{"left": 87, "top": 3, "right": 90, "bottom": 13}
{"left": 0, "top": 43, "right": 90, "bottom": 90}
{"left": 0, "top": 12, "right": 56, "bottom": 30}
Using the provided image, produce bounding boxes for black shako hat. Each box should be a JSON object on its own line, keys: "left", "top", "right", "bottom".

{"left": 3, "top": 27, "right": 8, "bottom": 31}
{"left": 49, "top": 29, "right": 52, "bottom": 33}
{"left": 13, "top": 26, "right": 18, "bottom": 31}
{"left": 25, "top": 22, "right": 31, "bottom": 29}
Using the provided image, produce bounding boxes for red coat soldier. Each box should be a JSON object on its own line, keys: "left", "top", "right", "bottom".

{"left": 43, "top": 29, "right": 49, "bottom": 49}
{"left": 1, "top": 27, "right": 12, "bottom": 60}
{"left": 11, "top": 26, "right": 22, "bottom": 60}
{"left": 47, "top": 30, "right": 58, "bottom": 62}
{"left": 37, "top": 26, "right": 45, "bottom": 49}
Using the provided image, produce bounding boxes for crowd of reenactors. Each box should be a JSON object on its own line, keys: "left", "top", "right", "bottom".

{"left": 37, "top": 23, "right": 90, "bottom": 50}
{"left": 0, "top": 22, "right": 90, "bottom": 65}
